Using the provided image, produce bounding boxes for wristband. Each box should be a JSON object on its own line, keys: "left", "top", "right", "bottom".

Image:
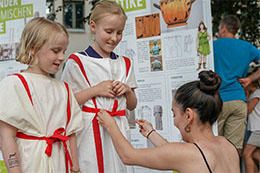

{"left": 146, "top": 129, "right": 155, "bottom": 138}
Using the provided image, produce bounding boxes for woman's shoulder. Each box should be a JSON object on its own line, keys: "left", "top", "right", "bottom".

{"left": 212, "top": 136, "right": 237, "bottom": 153}
{"left": 212, "top": 136, "right": 240, "bottom": 171}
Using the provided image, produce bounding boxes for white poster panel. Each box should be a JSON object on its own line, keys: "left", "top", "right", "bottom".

{"left": 115, "top": 0, "right": 214, "bottom": 172}
{"left": 0, "top": 0, "right": 46, "bottom": 171}
{"left": 0, "top": 0, "right": 46, "bottom": 81}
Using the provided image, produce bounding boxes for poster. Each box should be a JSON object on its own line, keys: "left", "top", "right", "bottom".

{"left": 0, "top": 0, "right": 46, "bottom": 170}
{"left": 115, "top": 0, "right": 214, "bottom": 172}
{"left": 0, "top": 0, "right": 46, "bottom": 81}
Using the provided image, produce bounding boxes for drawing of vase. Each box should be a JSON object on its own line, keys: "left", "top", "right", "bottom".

{"left": 154, "top": 0, "right": 196, "bottom": 28}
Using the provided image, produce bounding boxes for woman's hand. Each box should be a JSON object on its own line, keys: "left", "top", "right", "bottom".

{"left": 135, "top": 120, "right": 154, "bottom": 138}
{"left": 112, "top": 81, "right": 131, "bottom": 97}
{"left": 97, "top": 110, "right": 116, "bottom": 130}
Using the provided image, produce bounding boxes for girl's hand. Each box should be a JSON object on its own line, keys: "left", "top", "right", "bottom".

{"left": 95, "top": 80, "right": 116, "bottom": 98}
{"left": 112, "top": 81, "right": 131, "bottom": 97}
{"left": 135, "top": 120, "right": 154, "bottom": 138}
{"left": 238, "top": 77, "right": 251, "bottom": 88}
{"left": 97, "top": 110, "right": 116, "bottom": 130}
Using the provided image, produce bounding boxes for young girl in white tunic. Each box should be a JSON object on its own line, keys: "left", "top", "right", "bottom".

{"left": 62, "top": 1, "right": 137, "bottom": 173}
{"left": 243, "top": 79, "right": 260, "bottom": 172}
{"left": 0, "top": 17, "right": 83, "bottom": 173}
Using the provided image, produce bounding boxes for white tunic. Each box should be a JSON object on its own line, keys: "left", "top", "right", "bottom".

{"left": 62, "top": 52, "right": 137, "bottom": 173}
{"left": 0, "top": 73, "right": 84, "bottom": 173}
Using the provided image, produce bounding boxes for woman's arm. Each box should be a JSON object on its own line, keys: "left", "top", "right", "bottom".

{"left": 68, "top": 133, "right": 80, "bottom": 172}
{"left": 247, "top": 97, "right": 260, "bottom": 114}
{"left": 97, "top": 110, "right": 190, "bottom": 171}
{"left": 75, "top": 80, "right": 116, "bottom": 105}
{"left": 0, "top": 121, "right": 21, "bottom": 173}
{"left": 135, "top": 120, "right": 168, "bottom": 147}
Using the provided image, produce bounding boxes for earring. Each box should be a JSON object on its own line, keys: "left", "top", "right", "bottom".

{"left": 184, "top": 125, "right": 191, "bottom": 133}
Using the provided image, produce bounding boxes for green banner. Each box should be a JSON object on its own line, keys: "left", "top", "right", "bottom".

{"left": 0, "top": 161, "right": 7, "bottom": 173}
{"left": 114, "top": 0, "right": 146, "bottom": 12}
{"left": 0, "top": 0, "right": 33, "bottom": 34}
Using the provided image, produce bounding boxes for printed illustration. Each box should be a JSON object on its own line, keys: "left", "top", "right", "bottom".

{"left": 150, "top": 56, "right": 163, "bottom": 72}
{"left": 126, "top": 110, "right": 136, "bottom": 129}
{"left": 153, "top": 0, "right": 196, "bottom": 28}
{"left": 196, "top": 21, "right": 211, "bottom": 70}
{"left": 153, "top": 105, "right": 163, "bottom": 130}
{"left": 137, "top": 105, "right": 152, "bottom": 121}
{"left": 149, "top": 39, "right": 161, "bottom": 56}
{"left": 135, "top": 13, "right": 161, "bottom": 39}
{"left": 184, "top": 34, "right": 193, "bottom": 53}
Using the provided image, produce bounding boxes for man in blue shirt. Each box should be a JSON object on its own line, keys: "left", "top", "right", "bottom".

{"left": 214, "top": 15, "right": 260, "bottom": 155}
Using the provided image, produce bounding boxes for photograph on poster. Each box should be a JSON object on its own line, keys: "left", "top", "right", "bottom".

{"left": 149, "top": 39, "right": 161, "bottom": 56}
{"left": 150, "top": 56, "right": 163, "bottom": 72}
{"left": 135, "top": 13, "right": 161, "bottom": 39}
{"left": 0, "top": 43, "right": 19, "bottom": 61}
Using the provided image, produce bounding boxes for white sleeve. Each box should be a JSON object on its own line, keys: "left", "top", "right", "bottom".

{"left": 126, "top": 57, "right": 138, "bottom": 89}
{"left": 61, "top": 58, "right": 89, "bottom": 93}
{"left": 250, "top": 89, "right": 260, "bottom": 100}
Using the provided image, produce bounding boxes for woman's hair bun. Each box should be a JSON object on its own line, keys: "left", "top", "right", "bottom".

{"left": 198, "top": 70, "right": 222, "bottom": 94}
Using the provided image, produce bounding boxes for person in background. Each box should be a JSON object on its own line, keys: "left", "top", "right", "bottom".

{"left": 97, "top": 70, "right": 240, "bottom": 173}
{"left": 214, "top": 14, "right": 260, "bottom": 155}
{"left": 243, "top": 77, "right": 260, "bottom": 172}
{"left": 61, "top": 1, "right": 137, "bottom": 173}
{"left": 0, "top": 17, "right": 83, "bottom": 173}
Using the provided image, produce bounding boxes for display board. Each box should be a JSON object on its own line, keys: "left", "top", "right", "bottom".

{"left": 0, "top": 0, "right": 46, "bottom": 81}
{"left": 114, "top": 0, "right": 216, "bottom": 172}
{"left": 0, "top": 1, "right": 46, "bottom": 171}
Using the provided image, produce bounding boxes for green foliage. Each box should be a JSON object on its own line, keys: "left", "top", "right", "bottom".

{"left": 211, "top": 0, "right": 260, "bottom": 47}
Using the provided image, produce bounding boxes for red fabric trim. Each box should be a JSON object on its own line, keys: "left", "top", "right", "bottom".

{"left": 123, "top": 56, "right": 131, "bottom": 78}
{"left": 16, "top": 128, "right": 72, "bottom": 173}
{"left": 64, "top": 82, "right": 72, "bottom": 172}
{"left": 82, "top": 100, "right": 126, "bottom": 116}
{"left": 64, "top": 82, "right": 71, "bottom": 128}
{"left": 14, "top": 74, "right": 73, "bottom": 173}
{"left": 92, "top": 116, "right": 104, "bottom": 173}
{"left": 69, "top": 54, "right": 104, "bottom": 173}
{"left": 13, "top": 73, "right": 33, "bottom": 105}
{"left": 69, "top": 55, "right": 129, "bottom": 173}
{"left": 68, "top": 54, "right": 91, "bottom": 87}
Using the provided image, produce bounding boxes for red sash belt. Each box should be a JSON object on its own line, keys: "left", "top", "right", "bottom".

{"left": 16, "top": 128, "right": 72, "bottom": 173}
{"left": 82, "top": 99, "right": 126, "bottom": 117}
{"left": 82, "top": 106, "right": 125, "bottom": 116}
{"left": 82, "top": 100, "right": 125, "bottom": 173}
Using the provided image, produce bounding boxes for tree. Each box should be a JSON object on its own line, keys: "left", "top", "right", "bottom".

{"left": 211, "top": 0, "right": 260, "bottom": 47}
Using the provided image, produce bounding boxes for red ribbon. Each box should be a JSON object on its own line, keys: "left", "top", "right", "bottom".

{"left": 82, "top": 100, "right": 125, "bottom": 173}
{"left": 16, "top": 128, "right": 72, "bottom": 173}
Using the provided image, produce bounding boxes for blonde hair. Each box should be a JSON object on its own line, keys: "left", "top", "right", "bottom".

{"left": 16, "top": 17, "right": 68, "bottom": 64}
{"left": 90, "top": 0, "right": 127, "bottom": 24}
